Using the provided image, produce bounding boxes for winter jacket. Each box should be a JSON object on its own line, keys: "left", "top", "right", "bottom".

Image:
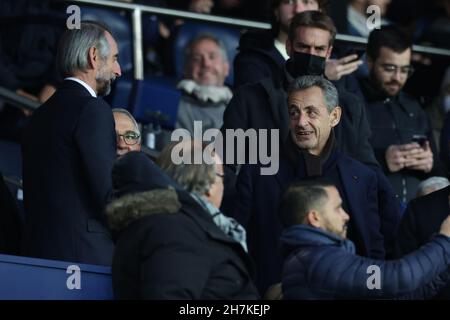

{"left": 109, "top": 151, "right": 259, "bottom": 300}
{"left": 281, "top": 225, "right": 450, "bottom": 299}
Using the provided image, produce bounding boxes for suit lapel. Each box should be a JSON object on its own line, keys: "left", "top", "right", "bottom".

{"left": 337, "top": 159, "right": 369, "bottom": 251}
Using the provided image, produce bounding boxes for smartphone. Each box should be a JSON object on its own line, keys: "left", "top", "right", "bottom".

{"left": 411, "top": 134, "right": 428, "bottom": 147}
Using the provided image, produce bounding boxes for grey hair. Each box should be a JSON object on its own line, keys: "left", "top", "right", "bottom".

{"left": 56, "top": 21, "right": 113, "bottom": 77}
{"left": 156, "top": 141, "right": 216, "bottom": 195}
{"left": 184, "top": 33, "right": 229, "bottom": 65}
{"left": 288, "top": 75, "right": 339, "bottom": 113}
{"left": 416, "top": 176, "right": 450, "bottom": 197}
{"left": 112, "top": 108, "right": 141, "bottom": 142}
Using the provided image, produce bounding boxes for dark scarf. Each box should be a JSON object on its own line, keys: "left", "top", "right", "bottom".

{"left": 285, "top": 131, "right": 337, "bottom": 177}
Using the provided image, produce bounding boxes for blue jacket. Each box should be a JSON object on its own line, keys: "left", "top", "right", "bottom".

{"left": 281, "top": 225, "right": 450, "bottom": 299}
{"left": 231, "top": 148, "right": 384, "bottom": 294}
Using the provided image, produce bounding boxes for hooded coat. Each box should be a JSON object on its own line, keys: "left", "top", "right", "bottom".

{"left": 108, "top": 152, "right": 259, "bottom": 300}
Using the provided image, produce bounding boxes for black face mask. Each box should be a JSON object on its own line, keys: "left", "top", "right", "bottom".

{"left": 287, "top": 51, "right": 326, "bottom": 78}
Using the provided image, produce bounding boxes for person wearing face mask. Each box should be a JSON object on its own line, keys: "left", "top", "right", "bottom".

{"left": 233, "top": 0, "right": 363, "bottom": 92}
{"left": 222, "top": 10, "right": 383, "bottom": 168}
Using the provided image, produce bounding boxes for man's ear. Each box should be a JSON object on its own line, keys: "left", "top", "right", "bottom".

{"left": 88, "top": 46, "right": 98, "bottom": 69}
{"left": 330, "top": 106, "right": 342, "bottom": 128}
{"left": 305, "top": 210, "right": 322, "bottom": 228}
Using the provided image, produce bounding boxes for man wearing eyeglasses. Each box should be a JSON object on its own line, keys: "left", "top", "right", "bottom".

{"left": 360, "top": 25, "right": 444, "bottom": 203}
{"left": 112, "top": 109, "right": 141, "bottom": 157}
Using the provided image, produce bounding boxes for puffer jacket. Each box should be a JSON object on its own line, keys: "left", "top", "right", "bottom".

{"left": 281, "top": 225, "right": 450, "bottom": 300}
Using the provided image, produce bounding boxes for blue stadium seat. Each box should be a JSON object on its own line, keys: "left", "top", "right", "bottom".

{"left": 0, "top": 140, "right": 21, "bottom": 179}
{"left": 130, "top": 78, "right": 181, "bottom": 130}
{"left": 172, "top": 22, "right": 241, "bottom": 86}
{"left": 0, "top": 254, "right": 112, "bottom": 299}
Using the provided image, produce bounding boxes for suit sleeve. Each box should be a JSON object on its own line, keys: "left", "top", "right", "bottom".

{"left": 220, "top": 86, "right": 250, "bottom": 174}
{"left": 374, "top": 167, "right": 402, "bottom": 259}
{"left": 395, "top": 201, "right": 422, "bottom": 257}
{"left": 366, "top": 169, "right": 386, "bottom": 259}
{"left": 75, "top": 99, "right": 116, "bottom": 215}
{"left": 227, "top": 164, "right": 255, "bottom": 228}
{"left": 304, "top": 235, "right": 450, "bottom": 299}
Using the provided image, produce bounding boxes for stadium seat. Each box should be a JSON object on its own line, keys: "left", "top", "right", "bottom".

{"left": 130, "top": 77, "right": 181, "bottom": 130}
{"left": 0, "top": 139, "right": 21, "bottom": 179}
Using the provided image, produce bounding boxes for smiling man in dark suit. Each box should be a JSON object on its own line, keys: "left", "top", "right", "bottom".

{"left": 231, "top": 75, "right": 384, "bottom": 294}
{"left": 21, "top": 21, "right": 121, "bottom": 265}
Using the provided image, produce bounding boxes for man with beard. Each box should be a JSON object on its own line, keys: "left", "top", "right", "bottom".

{"left": 21, "top": 21, "right": 121, "bottom": 265}
{"left": 360, "top": 25, "right": 443, "bottom": 203}
{"left": 280, "top": 181, "right": 450, "bottom": 300}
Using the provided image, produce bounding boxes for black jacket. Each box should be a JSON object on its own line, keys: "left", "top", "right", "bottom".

{"left": 396, "top": 186, "right": 450, "bottom": 299}
{"left": 110, "top": 152, "right": 259, "bottom": 299}
{"left": 360, "top": 79, "right": 444, "bottom": 202}
{"left": 21, "top": 80, "right": 116, "bottom": 265}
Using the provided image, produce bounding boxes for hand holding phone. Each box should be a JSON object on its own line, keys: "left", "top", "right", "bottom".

{"left": 411, "top": 134, "right": 428, "bottom": 148}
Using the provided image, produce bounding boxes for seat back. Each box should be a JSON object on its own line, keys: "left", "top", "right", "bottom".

{"left": 172, "top": 22, "right": 240, "bottom": 86}
{"left": 0, "top": 254, "right": 112, "bottom": 299}
{"left": 130, "top": 78, "right": 181, "bottom": 130}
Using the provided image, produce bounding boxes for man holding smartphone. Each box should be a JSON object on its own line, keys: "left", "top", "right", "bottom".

{"left": 360, "top": 25, "right": 444, "bottom": 203}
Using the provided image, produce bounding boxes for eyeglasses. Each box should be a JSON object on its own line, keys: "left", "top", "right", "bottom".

{"left": 379, "top": 63, "right": 415, "bottom": 77}
{"left": 116, "top": 130, "right": 140, "bottom": 146}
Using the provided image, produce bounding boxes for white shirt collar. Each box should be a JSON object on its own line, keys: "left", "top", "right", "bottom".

{"left": 64, "top": 77, "right": 97, "bottom": 97}
{"left": 274, "top": 38, "right": 289, "bottom": 61}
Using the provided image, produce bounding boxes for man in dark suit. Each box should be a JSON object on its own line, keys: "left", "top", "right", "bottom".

{"left": 232, "top": 75, "right": 385, "bottom": 294}
{"left": 21, "top": 21, "right": 121, "bottom": 265}
{"left": 396, "top": 186, "right": 450, "bottom": 299}
{"left": 221, "top": 10, "right": 401, "bottom": 259}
